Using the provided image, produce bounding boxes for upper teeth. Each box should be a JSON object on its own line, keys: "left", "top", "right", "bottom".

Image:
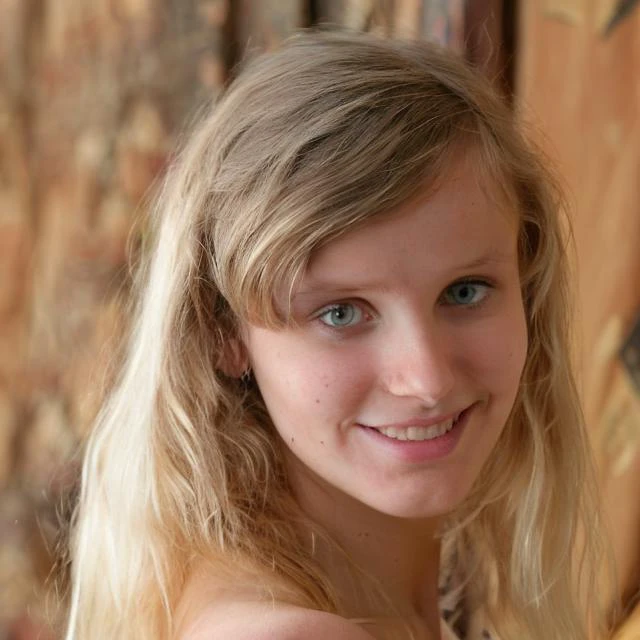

{"left": 375, "top": 417, "right": 457, "bottom": 441}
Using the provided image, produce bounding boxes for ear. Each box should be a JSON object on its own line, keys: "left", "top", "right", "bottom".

{"left": 217, "top": 337, "right": 249, "bottom": 378}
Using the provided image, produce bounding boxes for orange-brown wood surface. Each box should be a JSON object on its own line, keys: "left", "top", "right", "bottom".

{"left": 518, "top": 0, "right": 640, "bottom": 619}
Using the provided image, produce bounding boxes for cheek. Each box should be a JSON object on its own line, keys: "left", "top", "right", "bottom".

{"left": 462, "top": 309, "right": 528, "bottom": 392}
{"left": 247, "top": 330, "right": 374, "bottom": 427}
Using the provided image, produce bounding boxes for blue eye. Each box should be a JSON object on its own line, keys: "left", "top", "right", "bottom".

{"left": 318, "top": 303, "right": 364, "bottom": 328}
{"left": 443, "top": 281, "right": 491, "bottom": 307}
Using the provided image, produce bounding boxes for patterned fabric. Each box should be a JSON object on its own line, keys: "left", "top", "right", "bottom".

{"left": 441, "top": 617, "right": 461, "bottom": 639}
{"left": 438, "top": 551, "right": 495, "bottom": 640}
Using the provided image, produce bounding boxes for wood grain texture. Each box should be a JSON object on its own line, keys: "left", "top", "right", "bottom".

{"left": 518, "top": 0, "right": 640, "bottom": 621}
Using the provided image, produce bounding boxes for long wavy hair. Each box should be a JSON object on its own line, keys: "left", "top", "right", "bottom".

{"left": 64, "top": 30, "right": 609, "bottom": 639}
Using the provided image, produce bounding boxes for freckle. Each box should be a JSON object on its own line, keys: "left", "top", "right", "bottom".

{"left": 290, "top": 437, "right": 295, "bottom": 444}
{"left": 320, "top": 440, "right": 324, "bottom": 445}
{"left": 315, "top": 398, "right": 320, "bottom": 404}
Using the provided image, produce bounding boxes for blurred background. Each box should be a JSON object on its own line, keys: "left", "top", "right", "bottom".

{"left": 0, "top": 1, "right": 638, "bottom": 638}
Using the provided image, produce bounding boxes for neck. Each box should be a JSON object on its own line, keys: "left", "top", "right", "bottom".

{"left": 290, "top": 461, "right": 443, "bottom": 637}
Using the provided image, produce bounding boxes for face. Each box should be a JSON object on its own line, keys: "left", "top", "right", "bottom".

{"left": 244, "top": 158, "right": 528, "bottom": 521}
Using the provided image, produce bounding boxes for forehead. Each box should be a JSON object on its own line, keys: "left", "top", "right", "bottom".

{"left": 299, "top": 156, "right": 519, "bottom": 291}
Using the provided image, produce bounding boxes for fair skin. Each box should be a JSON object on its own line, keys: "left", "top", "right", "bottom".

{"left": 177, "top": 157, "right": 528, "bottom": 640}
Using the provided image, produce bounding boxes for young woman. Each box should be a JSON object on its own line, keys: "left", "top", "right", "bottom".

{"left": 64, "top": 30, "right": 608, "bottom": 640}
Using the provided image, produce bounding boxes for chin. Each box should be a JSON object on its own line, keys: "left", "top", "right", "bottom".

{"left": 363, "top": 481, "right": 473, "bottom": 521}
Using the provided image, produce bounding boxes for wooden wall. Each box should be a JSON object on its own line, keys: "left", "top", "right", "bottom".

{"left": 518, "top": 0, "right": 640, "bottom": 631}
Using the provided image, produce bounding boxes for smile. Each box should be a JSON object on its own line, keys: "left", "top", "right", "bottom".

{"left": 364, "top": 410, "right": 465, "bottom": 442}
{"left": 358, "top": 408, "right": 472, "bottom": 463}
{"left": 373, "top": 416, "right": 459, "bottom": 442}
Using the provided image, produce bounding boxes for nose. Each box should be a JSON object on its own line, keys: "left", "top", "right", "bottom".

{"left": 382, "top": 319, "right": 455, "bottom": 406}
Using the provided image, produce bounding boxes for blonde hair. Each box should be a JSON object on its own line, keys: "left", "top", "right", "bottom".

{"left": 64, "top": 30, "right": 608, "bottom": 639}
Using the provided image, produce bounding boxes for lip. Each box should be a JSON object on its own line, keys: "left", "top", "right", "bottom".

{"left": 357, "top": 404, "right": 474, "bottom": 463}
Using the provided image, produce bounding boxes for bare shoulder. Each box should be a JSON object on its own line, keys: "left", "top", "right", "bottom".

{"left": 179, "top": 600, "right": 376, "bottom": 640}
{"left": 175, "top": 569, "right": 374, "bottom": 640}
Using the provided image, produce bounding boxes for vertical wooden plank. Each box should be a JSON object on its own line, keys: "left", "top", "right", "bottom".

{"left": 424, "top": 0, "right": 466, "bottom": 49}
{"left": 314, "top": 0, "right": 468, "bottom": 42}
{"left": 314, "top": 0, "right": 384, "bottom": 32}
{"left": 518, "top": 0, "right": 640, "bottom": 622}
{"left": 464, "top": 0, "right": 505, "bottom": 80}
{"left": 393, "top": 0, "right": 423, "bottom": 39}
{"left": 235, "top": 0, "right": 304, "bottom": 54}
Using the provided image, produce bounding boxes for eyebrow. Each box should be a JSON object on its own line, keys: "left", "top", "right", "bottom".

{"left": 456, "top": 250, "right": 515, "bottom": 271}
{"left": 292, "top": 249, "right": 516, "bottom": 298}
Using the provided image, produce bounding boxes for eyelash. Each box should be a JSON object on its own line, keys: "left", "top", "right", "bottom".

{"left": 441, "top": 278, "right": 493, "bottom": 309}
{"left": 316, "top": 302, "right": 370, "bottom": 329}
{"left": 314, "top": 279, "right": 494, "bottom": 330}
